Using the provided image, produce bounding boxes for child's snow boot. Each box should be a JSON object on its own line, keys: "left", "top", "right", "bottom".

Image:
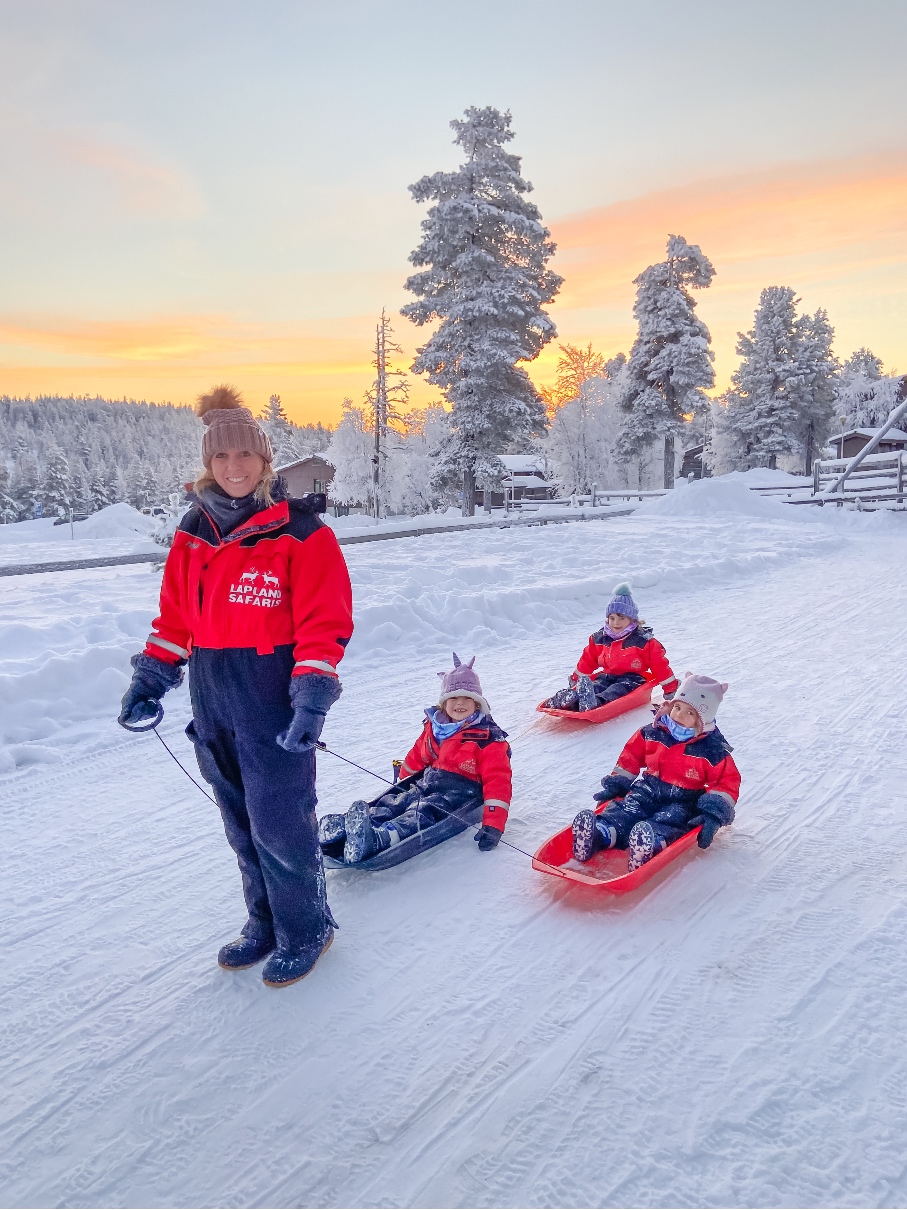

{"left": 217, "top": 932, "right": 276, "bottom": 970}
{"left": 627, "top": 821, "right": 667, "bottom": 872}
{"left": 576, "top": 674, "right": 598, "bottom": 712}
{"left": 572, "top": 809, "right": 614, "bottom": 862}
{"left": 318, "top": 813, "right": 347, "bottom": 847}
{"left": 262, "top": 928, "right": 334, "bottom": 988}
{"left": 343, "top": 801, "right": 391, "bottom": 864}
{"left": 546, "top": 685, "right": 578, "bottom": 710}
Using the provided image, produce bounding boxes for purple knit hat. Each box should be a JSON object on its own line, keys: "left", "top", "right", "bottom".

{"left": 437, "top": 653, "right": 489, "bottom": 714}
{"left": 607, "top": 581, "right": 638, "bottom": 621}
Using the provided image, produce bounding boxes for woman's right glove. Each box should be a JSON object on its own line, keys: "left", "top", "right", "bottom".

{"left": 277, "top": 673, "right": 342, "bottom": 752}
{"left": 118, "top": 653, "right": 184, "bottom": 730}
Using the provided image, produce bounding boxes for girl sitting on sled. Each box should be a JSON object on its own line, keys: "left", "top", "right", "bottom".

{"left": 544, "top": 583, "right": 678, "bottom": 712}
{"left": 319, "top": 655, "right": 512, "bottom": 864}
{"left": 571, "top": 673, "right": 740, "bottom": 871}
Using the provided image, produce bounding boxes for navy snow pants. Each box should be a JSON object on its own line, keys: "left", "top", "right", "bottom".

{"left": 186, "top": 644, "right": 334, "bottom": 953}
{"left": 598, "top": 774, "right": 702, "bottom": 849}
{"left": 367, "top": 767, "right": 482, "bottom": 841}
{"left": 549, "top": 671, "right": 645, "bottom": 711}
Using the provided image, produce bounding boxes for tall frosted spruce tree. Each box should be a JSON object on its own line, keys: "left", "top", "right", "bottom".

{"left": 617, "top": 235, "right": 715, "bottom": 488}
{"left": 720, "top": 286, "right": 837, "bottom": 471}
{"left": 402, "top": 107, "right": 562, "bottom": 515}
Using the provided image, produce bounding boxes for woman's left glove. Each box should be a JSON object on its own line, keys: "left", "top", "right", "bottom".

{"left": 474, "top": 824, "right": 503, "bottom": 852}
{"left": 277, "top": 673, "right": 342, "bottom": 752}
{"left": 118, "top": 653, "right": 184, "bottom": 730}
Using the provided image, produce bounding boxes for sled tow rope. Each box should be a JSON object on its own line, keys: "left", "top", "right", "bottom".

{"left": 145, "top": 724, "right": 560, "bottom": 874}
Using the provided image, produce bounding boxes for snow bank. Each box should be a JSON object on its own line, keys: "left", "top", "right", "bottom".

{"left": 720, "top": 467, "right": 812, "bottom": 488}
{"left": 71, "top": 502, "right": 161, "bottom": 540}
{"left": 0, "top": 504, "right": 162, "bottom": 569}
{"left": 639, "top": 476, "right": 799, "bottom": 520}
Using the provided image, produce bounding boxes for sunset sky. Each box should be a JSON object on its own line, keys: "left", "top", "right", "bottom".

{"left": 1, "top": 0, "right": 905, "bottom": 424}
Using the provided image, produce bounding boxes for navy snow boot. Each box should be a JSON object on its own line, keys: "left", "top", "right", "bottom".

{"left": 262, "top": 928, "right": 335, "bottom": 988}
{"left": 627, "top": 821, "right": 667, "bottom": 872}
{"left": 576, "top": 674, "right": 598, "bottom": 712}
{"left": 572, "top": 809, "right": 609, "bottom": 862}
{"left": 343, "top": 801, "right": 390, "bottom": 864}
{"left": 218, "top": 933, "right": 276, "bottom": 970}
{"left": 318, "top": 813, "right": 347, "bottom": 847}
{"left": 546, "top": 685, "right": 578, "bottom": 710}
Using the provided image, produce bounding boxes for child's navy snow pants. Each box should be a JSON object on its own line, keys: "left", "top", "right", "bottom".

{"left": 369, "top": 767, "right": 482, "bottom": 841}
{"left": 590, "top": 671, "right": 646, "bottom": 705}
{"left": 186, "top": 644, "right": 334, "bottom": 953}
{"left": 598, "top": 774, "right": 702, "bottom": 849}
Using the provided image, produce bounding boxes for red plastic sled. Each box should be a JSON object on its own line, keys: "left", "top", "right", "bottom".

{"left": 536, "top": 677, "right": 656, "bottom": 724}
{"left": 532, "top": 815, "right": 702, "bottom": 895}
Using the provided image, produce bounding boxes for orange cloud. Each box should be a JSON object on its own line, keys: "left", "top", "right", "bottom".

{"left": 541, "top": 153, "right": 907, "bottom": 388}
{"left": 0, "top": 313, "right": 430, "bottom": 425}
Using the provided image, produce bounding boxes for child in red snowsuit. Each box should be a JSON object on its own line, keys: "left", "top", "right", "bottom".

{"left": 545, "top": 583, "right": 677, "bottom": 712}
{"left": 572, "top": 673, "right": 740, "bottom": 871}
{"left": 318, "top": 654, "right": 512, "bottom": 864}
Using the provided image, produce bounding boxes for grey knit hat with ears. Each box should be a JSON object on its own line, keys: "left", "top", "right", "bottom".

{"left": 673, "top": 672, "right": 728, "bottom": 730}
{"left": 196, "top": 384, "right": 273, "bottom": 468}
{"left": 437, "top": 653, "right": 490, "bottom": 714}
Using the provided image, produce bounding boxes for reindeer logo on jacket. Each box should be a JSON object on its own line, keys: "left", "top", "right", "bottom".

{"left": 229, "top": 566, "right": 284, "bottom": 608}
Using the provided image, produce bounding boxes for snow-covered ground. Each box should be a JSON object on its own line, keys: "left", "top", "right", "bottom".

{"left": 2, "top": 481, "right": 907, "bottom": 1207}
{"left": 0, "top": 504, "right": 161, "bottom": 569}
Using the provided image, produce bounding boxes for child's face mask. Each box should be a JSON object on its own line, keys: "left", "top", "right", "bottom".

{"left": 664, "top": 715, "right": 696, "bottom": 742}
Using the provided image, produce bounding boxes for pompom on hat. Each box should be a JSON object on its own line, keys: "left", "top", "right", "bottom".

{"left": 671, "top": 672, "right": 728, "bottom": 731}
{"left": 437, "top": 653, "right": 489, "bottom": 715}
{"left": 197, "top": 385, "right": 273, "bottom": 468}
{"left": 607, "top": 581, "right": 638, "bottom": 621}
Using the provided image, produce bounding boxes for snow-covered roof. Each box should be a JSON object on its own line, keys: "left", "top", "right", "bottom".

{"left": 274, "top": 453, "right": 335, "bottom": 472}
{"left": 496, "top": 454, "right": 547, "bottom": 473}
{"left": 504, "top": 474, "right": 549, "bottom": 489}
{"left": 830, "top": 427, "right": 907, "bottom": 442}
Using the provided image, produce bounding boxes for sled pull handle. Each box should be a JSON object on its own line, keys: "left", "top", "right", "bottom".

{"left": 120, "top": 703, "right": 165, "bottom": 733}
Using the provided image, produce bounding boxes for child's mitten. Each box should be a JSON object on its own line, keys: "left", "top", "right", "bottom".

{"left": 593, "top": 773, "right": 633, "bottom": 803}
{"left": 474, "top": 824, "right": 503, "bottom": 851}
{"left": 689, "top": 791, "right": 735, "bottom": 849}
{"left": 277, "top": 673, "right": 342, "bottom": 752}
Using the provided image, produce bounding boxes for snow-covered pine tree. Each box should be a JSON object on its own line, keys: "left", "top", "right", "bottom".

{"left": 325, "top": 399, "right": 373, "bottom": 509}
{"left": 719, "top": 287, "right": 838, "bottom": 472}
{"left": 617, "top": 235, "right": 716, "bottom": 488}
{"left": 43, "top": 448, "right": 73, "bottom": 518}
{"left": 11, "top": 454, "right": 41, "bottom": 519}
{"left": 0, "top": 463, "right": 17, "bottom": 523}
{"left": 833, "top": 349, "right": 903, "bottom": 431}
{"left": 402, "top": 106, "right": 562, "bottom": 516}
{"left": 790, "top": 307, "right": 837, "bottom": 472}
{"left": 262, "top": 395, "right": 299, "bottom": 467}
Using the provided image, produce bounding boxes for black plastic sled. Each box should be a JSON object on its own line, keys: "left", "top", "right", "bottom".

{"left": 320, "top": 773, "right": 483, "bottom": 871}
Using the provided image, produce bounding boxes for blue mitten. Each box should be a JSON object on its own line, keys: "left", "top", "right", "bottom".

{"left": 593, "top": 773, "right": 633, "bottom": 803}
{"left": 689, "top": 791, "right": 735, "bottom": 849}
{"left": 277, "top": 673, "right": 342, "bottom": 752}
{"left": 118, "top": 653, "right": 184, "bottom": 730}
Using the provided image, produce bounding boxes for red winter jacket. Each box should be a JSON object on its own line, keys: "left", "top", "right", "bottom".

{"left": 575, "top": 625, "right": 678, "bottom": 696}
{"left": 613, "top": 721, "right": 741, "bottom": 811}
{"left": 400, "top": 717, "right": 513, "bottom": 831}
{"left": 144, "top": 495, "right": 353, "bottom": 677}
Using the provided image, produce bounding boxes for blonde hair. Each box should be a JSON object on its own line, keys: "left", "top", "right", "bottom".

{"left": 193, "top": 462, "right": 277, "bottom": 507}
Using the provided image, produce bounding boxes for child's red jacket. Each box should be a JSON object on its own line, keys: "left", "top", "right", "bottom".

{"left": 575, "top": 625, "right": 678, "bottom": 696}
{"left": 144, "top": 495, "right": 353, "bottom": 677}
{"left": 400, "top": 717, "right": 512, "bottom": 831}
{"left": 613, "top": 721, "right": 741, "bottom": 811}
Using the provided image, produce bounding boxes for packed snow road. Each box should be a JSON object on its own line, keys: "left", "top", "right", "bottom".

{"left": 2, "top": 486, "right": 907, "bottom": 1208}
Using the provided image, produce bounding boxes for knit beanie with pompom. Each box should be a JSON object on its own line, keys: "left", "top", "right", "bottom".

{"left": 197, "top": 385, "right": 273, "bottom": 468}
{"left": 607, "top": 582, "right": 638, "bottom": 621}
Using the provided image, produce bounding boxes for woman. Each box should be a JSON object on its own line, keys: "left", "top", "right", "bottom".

{"left": 118, "top": 385, "right": 353, "bottom": 988}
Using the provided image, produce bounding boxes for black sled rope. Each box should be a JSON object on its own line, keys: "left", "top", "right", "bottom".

{"left": 146, "top": 722, "right": 558, "bottom": 873}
